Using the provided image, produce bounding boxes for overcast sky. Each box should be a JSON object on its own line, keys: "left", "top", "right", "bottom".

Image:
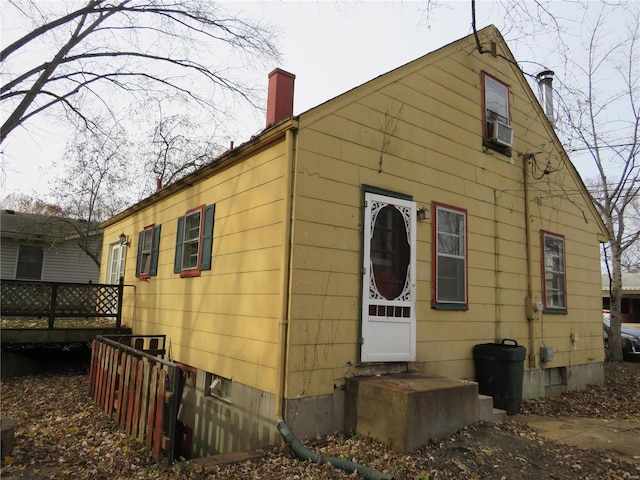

{"left": 1, "top": 1, "right": 627, "bottom": 201}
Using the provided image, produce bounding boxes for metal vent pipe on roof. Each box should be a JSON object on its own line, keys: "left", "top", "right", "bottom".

{"left": 536, "top": 70, "right": 555, "bottom": 126}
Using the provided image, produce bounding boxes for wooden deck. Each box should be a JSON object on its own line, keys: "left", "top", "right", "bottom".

{"left": 1, "top": 326, "right": 132, "bottom": 345}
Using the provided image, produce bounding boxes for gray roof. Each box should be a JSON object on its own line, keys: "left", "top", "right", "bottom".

{"left": 0, "top": 210, "right": 101, "bottom": 242}
{"left": 602, "top": 273, "right": 640, "bottom": 294}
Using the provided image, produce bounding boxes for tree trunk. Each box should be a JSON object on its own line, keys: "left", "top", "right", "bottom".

{"left": 607, "top": 248, "right": 624, "bottom": 362}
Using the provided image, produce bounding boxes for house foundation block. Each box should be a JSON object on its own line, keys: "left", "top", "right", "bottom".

{"left": 345, "top": 374, "right": 479, "bottom": 453}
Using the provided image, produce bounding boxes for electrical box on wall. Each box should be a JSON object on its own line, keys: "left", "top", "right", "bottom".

{"left": 540, "top": 346, "right": 554, "bottom": 363}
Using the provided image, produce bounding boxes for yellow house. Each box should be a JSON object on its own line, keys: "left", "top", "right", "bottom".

{"left": 100, "top": 26, "right": 608, "bottom": 456}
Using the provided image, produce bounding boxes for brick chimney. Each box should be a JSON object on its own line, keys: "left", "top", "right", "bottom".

{"left": 266, "top": 68, "right": 295, "bottom": 127}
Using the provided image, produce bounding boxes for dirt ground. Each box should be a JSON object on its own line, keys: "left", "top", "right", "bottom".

{"left": 1, "top": 362, "right": 639, "bottom": 480}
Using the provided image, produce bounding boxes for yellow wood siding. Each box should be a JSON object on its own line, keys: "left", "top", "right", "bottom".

{"left": 100, "top": 143, "right": 289, "bottom": 394}
{"left": 99, "top": 27, "right": 606, "bottom": 405}
{"left": 285, "top": 27, "right": 605, "bottom": 397}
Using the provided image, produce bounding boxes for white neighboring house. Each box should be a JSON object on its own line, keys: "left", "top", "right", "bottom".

{"left": 602, "top": 273, "right": 640, "bottom": 325}
{"left": 0, "top": 210, "right": 101, "bottom": 283}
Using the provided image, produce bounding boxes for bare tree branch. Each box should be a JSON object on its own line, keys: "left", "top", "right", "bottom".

{"left": 494, "top": 0, "right": 639, "bottom": 361}
{"left": 1, "top": 0, "right": 280, "bottom": 144}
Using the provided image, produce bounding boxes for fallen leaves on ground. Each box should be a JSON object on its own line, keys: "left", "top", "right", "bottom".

{"left": 521, "top": 361, "right": 640, "bottom": 421}
{"left": 1, "top": 362, "right": 639, "bottom": 480}
{"left": 1, "top": 317, "right": 121, "bottom": 329}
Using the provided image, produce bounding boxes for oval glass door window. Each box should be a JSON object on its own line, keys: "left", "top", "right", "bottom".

{"left": 370, "top": 205, "right": 410, "bottom": 300}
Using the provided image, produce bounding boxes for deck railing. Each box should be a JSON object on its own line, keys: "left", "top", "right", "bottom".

{"left": 1, "top": 279, "right": 125, "bottom": 328}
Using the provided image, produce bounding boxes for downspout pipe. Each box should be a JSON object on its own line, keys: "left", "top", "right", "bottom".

{"left": 274, "top": 127, "right": 394, "bottom": 480}
{"left": 275, "top": 125, "right": 297, "bottom": 423}
{"left": 277, "top": 421, "right": 395, "bottom": 480}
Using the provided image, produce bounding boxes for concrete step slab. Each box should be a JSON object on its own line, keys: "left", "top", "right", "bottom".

{"left": 345, "top": 373, "right": 479, "bottom": 453}
{"left": 492, "top": 408, "right": 507, "bottom": 422}
{"left": 478, "top": 394, "right": 494, "bottom": 422}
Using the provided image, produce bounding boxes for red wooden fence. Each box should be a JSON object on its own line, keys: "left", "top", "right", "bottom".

{"left": 89, "top": 335, "right": 180, "bottom": 464}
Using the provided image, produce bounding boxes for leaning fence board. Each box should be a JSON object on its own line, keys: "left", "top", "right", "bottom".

{"left": 115, "top": 351, "right": 127, "bottom": 424}
{"left": 146, "top": 366, "right": 158, "bottom": 447}
{"left": 125, "top": 357, "right": 139, "bottom": 434}
{"left": 90, "top": 341, "right": 98, "bottom": 398}
{"left": 132, "top": 359, "right": 144, "bottom": 438}
{"left": 94, "top": 342, "right": 102, "bottom": 404}
{"left": 153, "top": 371, "right": 166, "bottom": 462}
{"left": 97, "top": 343, "right": 106, "bottom": 409}
{"left": 89, "top": 335, "right": 178, "bottom": 465}
{"left": 107, "top": 349, "right": 119, "bottom": 415}
{"left": 138, "top": 359, "right": 150, "bottom": 443}
{"left": 104, "top": 345, "right": 114, "bottom": 409}
{"left": 89, "top": 340, "right": 98, "bottom": 394}
{"left": 103, "top": 346, "right": 112, "bottom": 410}
{"left": 120, "top": 355, "right": 132, "bottom": 430}
{"left": 101, "top": 342, "right": 111, "bottom": 408}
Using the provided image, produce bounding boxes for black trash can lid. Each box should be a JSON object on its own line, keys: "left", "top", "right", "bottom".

{"left": 473, "top": 339, "right": 526, "bottom": 361}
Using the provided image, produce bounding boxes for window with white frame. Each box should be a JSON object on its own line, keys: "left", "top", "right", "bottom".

{"left": 482, "top": 72, "right": 512, "bottom": 152}
{"left": 484, "top": 74, "right": 509, "bottom": 124}
{"left": 135, "top": 224, "right": 161, "bottom": 279}
{"left": 182, "top": 208, "right": 202, "bottom": 271}
{"left": 174, "top": 204, "right": 215, "bottom": 277}
{"left": 107, "top": 243, "right": 126, "bottom": 284}
{"left": 542, "top": 231, "right": 567, "bottom": 311}
{"left": 433, "top": 203, "right": 467, "bottom": 308}
{"left": 140, "top": 227, "right": 154, "bottom": 274}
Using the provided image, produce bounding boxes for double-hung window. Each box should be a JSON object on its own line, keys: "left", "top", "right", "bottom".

{"left": 182, "top": 209, "right": 202, "bottom": 271}
{"left": 482, "top": 72, "right": 512, "bottom": 153}
{"left": 174, "top": 204, "right": 215, "bottom": 277}
{"left": 542, "top": 231, "right": 567, "bottom": 312}
{"left": 16, "top": 245, "right": 44, "bottom": 280}
{"left": 135, "top": 224, "right": 161, "bottom": 279}
{"left": 433, "top": 203, "right": 468, "bottom": 309}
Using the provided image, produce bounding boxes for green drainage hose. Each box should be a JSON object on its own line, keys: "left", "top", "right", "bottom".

{"left": 276, "top": 420, "right": 394, "bottom": 480}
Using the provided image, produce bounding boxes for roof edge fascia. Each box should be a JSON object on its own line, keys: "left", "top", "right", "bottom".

{"left": 101, "top": 118, "right": 299, "bottom": 228}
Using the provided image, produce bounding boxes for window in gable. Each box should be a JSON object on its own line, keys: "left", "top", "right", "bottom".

{"left": 432, "top": 203, "right": 468, "bottom": 309}
{"left": 135, "top": 224, "right": 161, "bottom": 279}
{"left": 16, "top": 245, "right": 44, "bottom": 280}
{"left": 542, "top": 231, "right": 567, "bottom": 312}
{"left": 482, "top": 72, "right": 512, "bottom": 154}
{"left": 174, "top": 204, "right": 215, "bottom": 277}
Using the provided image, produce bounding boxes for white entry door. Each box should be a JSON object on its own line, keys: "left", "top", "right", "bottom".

{"left": 361, "top": 192, "right": 416, "bottom": 362}
{"left": 107, "top": 242, "right": 127, "bottom": 284}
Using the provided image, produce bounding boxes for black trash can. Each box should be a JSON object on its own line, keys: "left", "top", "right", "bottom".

{"left": 473, "top": 339, "right": 526, "bottom": 415}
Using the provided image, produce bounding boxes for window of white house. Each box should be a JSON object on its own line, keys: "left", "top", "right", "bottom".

{"left": 482, "top": 72, "right": 512, "bottom": 153}
{"left": 16, "top": 245, "right": 44, "bottom": 280}
{"left": 174, "top": 204, "right": 216, "bottom": 277}
{"left": 433, "top": 203, "right": 468, "bottom": 309}
{"left": 542, "top": 231, "right": 567, "bottom": 312}
{"left": 135, "top": 224, "right": 161, "bottom": 279}
{"left": 107, "top": 243, "right": 126, "bottom": 284}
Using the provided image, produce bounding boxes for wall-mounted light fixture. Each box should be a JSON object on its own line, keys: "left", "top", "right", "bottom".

{"left": 417, "top": 207, "right": 430, "bottom": 221}
{"left": 119, "top": 232, "right": 130, "bottom": 247}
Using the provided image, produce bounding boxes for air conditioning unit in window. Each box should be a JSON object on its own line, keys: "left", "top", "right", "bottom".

{"left": 490, "top": 120, "right": 514, "bottom": 147}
